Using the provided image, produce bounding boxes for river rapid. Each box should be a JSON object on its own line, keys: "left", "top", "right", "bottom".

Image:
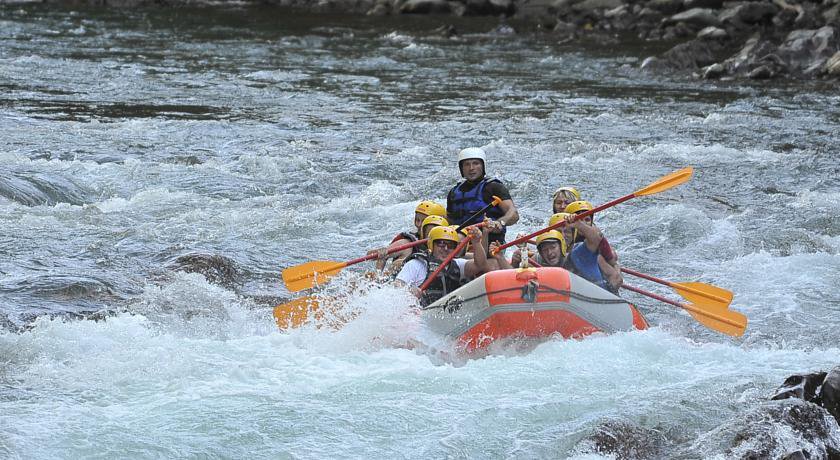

{"left": 2, "top": 5, "right": 839, "bottom": 458}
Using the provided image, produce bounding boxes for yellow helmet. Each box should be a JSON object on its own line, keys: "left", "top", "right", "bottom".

{"left": 564, "top": 200, "right": 594, "bottom": 215}
{"left": 552, "top": 186, "right": 581, "bottom": 201}
{"left": 548, "top": 212, "right": 572, "bottom": 228}
{"left": 536, "top": 230, "right": 567, "bottom": 256}
{"left": 427, "top": 225, "right": 460, "bottom": 251}
{"left": 415, "top": 200, "right": 446, "bottom": 217}
{"left": 420, "top": 215, "right": 449, "bottom": 238}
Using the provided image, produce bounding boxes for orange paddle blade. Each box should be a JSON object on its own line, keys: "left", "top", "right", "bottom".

{"left": 673, "top": 281, "right": 733, "bottom": 308}
{"left": 634, "top": 167, "right": 693, "bottom": 196}
{"left": 682, "top": 301, "right": 748, "bottom": 337}
{"left": 281, "top": 260, "right": 347, "bottom": 292}
{"left": 273, "top": 296, "right": 320, "bottom": 329}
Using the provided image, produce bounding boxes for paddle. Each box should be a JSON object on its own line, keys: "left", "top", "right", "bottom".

{"left": 621, "top": 283, "right": 747, "bottom": 337}
{"left": 282, "top": 197, "right": 503, "bottom": 293}
{"left": 491, "top": 167, "right": 694, "bottom": 256}
{"left": 419, "top": 234, "right": 473, "bottom": 293}
{"left": 273, "top": 295, "right": 320, "bottom": 329}
{"left": 621, "top": 267, "right": 733, "bottom": 308}
{"left": 282, "top": 238, "right": 427, "bottom": 292}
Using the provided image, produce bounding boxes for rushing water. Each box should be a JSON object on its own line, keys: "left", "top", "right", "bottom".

{"left": 2, "top": 4, "right": 840, "bottom": 458}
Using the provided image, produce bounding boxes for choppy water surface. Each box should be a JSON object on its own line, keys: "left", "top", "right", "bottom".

{"left": 2, "top": 5, "right": 839, "bottom": 458}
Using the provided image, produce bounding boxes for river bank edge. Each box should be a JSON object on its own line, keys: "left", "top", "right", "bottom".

{"left": 11, "top": 0, "right": 840, "bottom": 82}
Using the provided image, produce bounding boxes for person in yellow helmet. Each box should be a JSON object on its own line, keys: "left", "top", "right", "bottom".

{"left": 552, "top": 186, "right": 581, "bottom": 214}
{"left": 369, "top": 200, "right": 446, "bottom": 273}
{"left": 562, "top": 201, "right": 622, "bottom": 293}
{"left": 420, "top": 215, "right": 449, "bottom": 240}
{"left": 395, "top": 224, "right": 490, "bottom": 307}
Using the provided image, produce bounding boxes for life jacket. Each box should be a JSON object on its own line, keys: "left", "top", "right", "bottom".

{"left": 405, "top": 252, "right": 464, "bottom": 308}
{"left": 448, "top": 178, "right": 506, "bottom": 228}
{"left": 390, "top": 231, "right": 423, "bottom": 255}
{"left": 564, "top": 243, "right": 616, "bottom": 294}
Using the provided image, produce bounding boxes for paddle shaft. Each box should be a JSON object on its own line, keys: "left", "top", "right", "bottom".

{"left": 419, "top": 236, "right": 471, "bottom": 292}
{"left": 492, "top": 167, "right": 693, "bottom": 256}
{"left": 621, "top": 283, "right": 744, "bottom": 328}
{"left": 285, "top": 238, "right": 428, "bottom": 283}
{"left": 455, "top": 195, "right": 503, "bottom": 228}
{"left": 621, "top": 267, "right": 730, "bottom": 304}
{"left": 493, "top": 193, "right": 632, "bottom": 254}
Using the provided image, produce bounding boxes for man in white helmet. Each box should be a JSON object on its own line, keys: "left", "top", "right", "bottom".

{"left": 446, "top": 147, "right": 519, "bottom": 247}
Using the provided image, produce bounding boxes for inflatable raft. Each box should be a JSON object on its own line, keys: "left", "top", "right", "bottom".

{"left": 421, "top": 267, "right": 648, "bottom": 353}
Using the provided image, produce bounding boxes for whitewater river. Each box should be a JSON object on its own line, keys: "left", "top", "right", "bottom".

{"left": 2, "top": 5, "right": 839, "bottom": 458}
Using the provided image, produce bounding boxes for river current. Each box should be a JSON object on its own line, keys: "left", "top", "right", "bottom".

{"left": 1, "top": 5, "right": 839, "bottom": 458}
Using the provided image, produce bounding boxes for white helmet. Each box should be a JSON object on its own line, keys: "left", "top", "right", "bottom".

{"left": 457, "top": 147, "right": 486, "bottom": 177}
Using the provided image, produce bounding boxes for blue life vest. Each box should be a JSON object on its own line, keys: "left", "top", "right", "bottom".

{"left": 448, "top": 178, "right": 505, "bottom": 226}
{"left": 565, "top": 243, "right": 612, "bottom": 292}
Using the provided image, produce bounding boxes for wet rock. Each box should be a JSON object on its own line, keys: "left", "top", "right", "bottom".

{"left": 721, "top": 33, "right": 778, "bottom": 75}
{"left": 400, "top": 0, "right": 455, "bottom": 14}
{"left": 772, "top": 371, "right": 828, "bottom": 403}
{"left": 725, "top": 399, "right": 840, "bottom": 459}
{"left": 578, "top": 419, "right": 666, "bottom": 459}
{"left": 366, "top": 0, "right": 392, "bottom": 15}
{"left": 171, "top": 155, "right": 202, "bottom": 166}
{"left": 701, "top": 62, "right": 725, "bottom": 78}
{"left": 666, "top": 7, "right": 721, "bottom": 27}
{"left": 571, "top": 0, "right": 623, "bottom": 13}
{"left": 823, "top": 51, "right": 840, "bottom": 75}
{"left": 748, "top": 64, "right": 774, "bottom": 78}
{"left": 646, "top": 0, "right": 683, "bottom": 15}
{"left": 434, "top": 24, "right": 459, "bottom": 37}
{"left": 169, "top": 253, "right": 241, "bottom": 290}
{"left": 821, "top": 367, "right": 840, "bottom": 425}
{"left": 726, "top": 1, "right": 779, "bottom": 24}
{"left": 697, "top": 25, "right": 727, "bottom": 40}
{"left": 662, "top": 21, "right": 697, "bottom": 39}
{"left": 774, "top": 6, "right": 800, "bottom": 29}
{"left": 0, "top": 171, "right": 91, "bottom": 207}
{"left": 776, "top": 26, "right": 839, "bottom": 74}
{"left": 644, "top": 38, "right": 722, "bottom": 70}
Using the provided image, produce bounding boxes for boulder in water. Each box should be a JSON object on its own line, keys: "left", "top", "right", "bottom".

{"left": 821, "top": 366, "right": 840, "bottom": 425}
{"left": 169, "top": 253, "right": 241, "bottom": 290}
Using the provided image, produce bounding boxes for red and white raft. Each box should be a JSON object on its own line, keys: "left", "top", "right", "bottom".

{"left": 421, "top": 267, "right": 648, "bottom": 353}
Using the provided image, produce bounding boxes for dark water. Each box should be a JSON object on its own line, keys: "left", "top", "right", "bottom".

{"left": 1, "top": 5, "right": 839, "bottom": 458}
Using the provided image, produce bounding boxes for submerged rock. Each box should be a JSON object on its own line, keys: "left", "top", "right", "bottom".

{"left": 577, "top": 419, "right": 666, "bottom": 459}
{"left": 773, "top": 371, "right": 828, "bottom": 403}
{"left": 168, "top": 253, "right": 241, "bottom": 290}
{"left": 732, "top": 400, "right": 840, "bottom": 458}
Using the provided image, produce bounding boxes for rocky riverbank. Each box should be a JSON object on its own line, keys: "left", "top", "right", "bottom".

{"left": 30, "top": 0, "right": 840, "bottom": 81}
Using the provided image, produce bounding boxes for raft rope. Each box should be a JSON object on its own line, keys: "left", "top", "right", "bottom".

{"left": 421, "top": 284, "right": 629, "bottom": 311}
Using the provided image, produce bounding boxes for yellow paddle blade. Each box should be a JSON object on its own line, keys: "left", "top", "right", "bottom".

{"left": 634, "top": 167, "right": 694, "bottom": 196}
{"left": 673, "top": 282, "right": 733, "bottom": 308}
{"left": 273, "top": 296, "right": 320, "bottom": 329}
{"left": 682, "top": 301, "right": 748, "bottom": 337}
{"left": 281, "top": 260, "right": 347, "bottom": 292}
